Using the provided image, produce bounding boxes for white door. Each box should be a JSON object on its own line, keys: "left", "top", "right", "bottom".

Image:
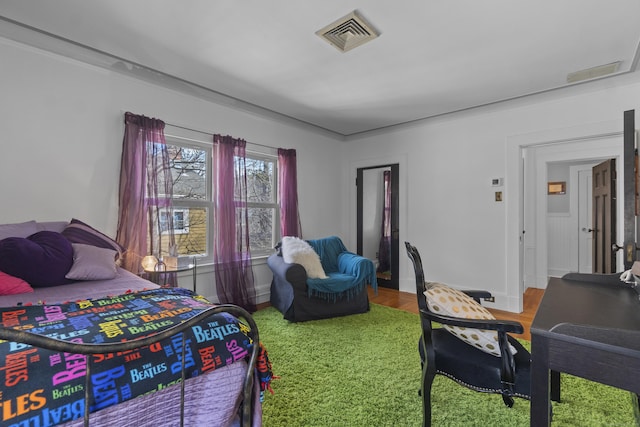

{"left": 578, "top": 168, "right": 593, "bottom": 273}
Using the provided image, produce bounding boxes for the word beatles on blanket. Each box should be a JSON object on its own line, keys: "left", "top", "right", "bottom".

{"left": 0, "top": 287, "right": 271, "bottom": 427}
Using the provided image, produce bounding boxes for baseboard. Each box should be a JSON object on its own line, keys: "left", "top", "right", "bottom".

{"left": 255, "top": 282, "right": 271, "bottom": 305}
{"left": 548, "top": 268, "right": 570, "bottom": 278}
{"left": 480, "top": 292, "right": 521, "bottom": 313}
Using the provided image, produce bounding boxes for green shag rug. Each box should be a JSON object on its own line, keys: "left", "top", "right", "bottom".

{"left": 254, "top": 304, "right": 638, "bottom": 426}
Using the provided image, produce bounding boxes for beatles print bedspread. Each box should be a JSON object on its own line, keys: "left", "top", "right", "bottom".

{"left": 0, "top": 288, "right": 253, "bottom": 427}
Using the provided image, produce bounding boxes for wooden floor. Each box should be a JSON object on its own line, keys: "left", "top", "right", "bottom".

{"left": 368, "top": 286, "right": 544, "bottom": 341}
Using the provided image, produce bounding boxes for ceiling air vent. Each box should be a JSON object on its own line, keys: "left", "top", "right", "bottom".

{"left": 316, "top": 10, "right": 379, "bottom": 53}
{"left": 566, "top": 61, "right": 622, "bottom": 83}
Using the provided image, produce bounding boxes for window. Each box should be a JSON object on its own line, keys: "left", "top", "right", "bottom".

{"left": 149, "top": 133, "right": 278, "bottom": 261}
{"left": 244, "top": 153, "right": 279, "bottom": 256}
{"left": 149, "top": 139, "right": 210, "bottom": 258}
{"left": 159, "top": 209, "right": 189, "bottom": 234}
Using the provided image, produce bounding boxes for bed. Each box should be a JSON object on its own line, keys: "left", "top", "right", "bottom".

{"left": 0, "top": 220, "right": 270, "bottom": 427}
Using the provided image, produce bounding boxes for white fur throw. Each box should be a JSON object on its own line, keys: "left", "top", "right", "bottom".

{"left": 281, "top": 236, "right": 328, "bottom": 279}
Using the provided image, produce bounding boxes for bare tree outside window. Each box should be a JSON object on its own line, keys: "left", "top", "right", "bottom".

{"left": 244, "top": 157, "right": 277, "bottom": 253}
{"left": 150, "top": 144, "right": 208, "bottom": 256}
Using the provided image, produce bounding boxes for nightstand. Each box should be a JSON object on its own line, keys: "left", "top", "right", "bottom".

{"left": 143, "top": 258, "right": 197, "bottom": 293}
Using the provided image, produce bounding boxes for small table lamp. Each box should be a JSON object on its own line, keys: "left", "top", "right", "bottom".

{"left": 141, "top": 255, "right": 158, "bottom": 272}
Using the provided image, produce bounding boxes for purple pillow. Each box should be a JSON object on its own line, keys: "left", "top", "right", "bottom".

{"left": 0, "top": 231, "right": 74, "bottom": 287}
{"left": 65, "top": 243, "right": 117, "bottom": 281}
{"left": 61, "top": 218, "right": 124, "bottom": 260}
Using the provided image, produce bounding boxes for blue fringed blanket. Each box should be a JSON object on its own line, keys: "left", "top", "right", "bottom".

{"left": 306, "top": 236, "right": 377, "bottom": 301}
{"left": 0, "top": 288, "right": 271, "bottom": 426}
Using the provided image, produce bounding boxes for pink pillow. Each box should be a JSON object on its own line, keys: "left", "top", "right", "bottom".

{"left": 0, "top": 271, "right": 34, "bottom": 295}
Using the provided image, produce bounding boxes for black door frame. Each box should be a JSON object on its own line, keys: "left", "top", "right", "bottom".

{"left": 623, "top": 109, "right": 636, "bottom": 270}
{"left": 356, "top": 163, "right": 399, "bottom": 289}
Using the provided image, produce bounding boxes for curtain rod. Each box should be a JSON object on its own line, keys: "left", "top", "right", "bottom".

{"left": 165, "top": 121, "right": 279, "bottom": 152}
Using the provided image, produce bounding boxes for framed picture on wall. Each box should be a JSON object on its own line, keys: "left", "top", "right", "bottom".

{"left": 547, "top": 181, "right": 566, "bottom": 195}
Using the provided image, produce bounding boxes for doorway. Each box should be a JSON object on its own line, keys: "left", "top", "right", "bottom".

{"left": 357, "top": 164, "right": 399, "bottom": 289}
{"left": 506, "top": 119, "right": 627, "bottom": 312}
{"left": 528, "top": 135, "right": 623, "bottom": 289}
{"left": 574, "top": 164, "right": 596, "bottom": 273}
{"left": 546, "top": 160, "right": 604, "bottom": 278}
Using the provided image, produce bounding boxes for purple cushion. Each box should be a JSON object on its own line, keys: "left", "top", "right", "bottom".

{"left": 0, "top": 231, "right": 74, "bottom": 287}
{"left": 61, "top": 218, "right": 124, "bottom": 259}
{"left": 65, "top": 243, "right": 117, "bottom": 281}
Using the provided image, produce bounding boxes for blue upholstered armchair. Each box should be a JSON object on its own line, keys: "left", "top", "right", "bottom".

{"left": 267, "top": 236, "right": 377, "bottom": 322}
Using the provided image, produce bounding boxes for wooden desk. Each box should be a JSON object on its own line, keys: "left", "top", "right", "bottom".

{"left": 530, "top": 275, "right": 640, "bottom": 426}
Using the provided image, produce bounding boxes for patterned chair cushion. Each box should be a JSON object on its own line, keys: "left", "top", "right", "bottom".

{"left": 424, "top": 282, "right": 516, "bottom": 357}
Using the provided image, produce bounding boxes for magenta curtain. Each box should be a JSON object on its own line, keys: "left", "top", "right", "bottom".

{"left": 277, "top": 148, "right": 302, "bottom": 238}
{"left": 377, "top": 170, "right": 392, "bottom": 273}
{"left": 116, "top": 112, "right": 175, "bottom": 282}
{"left": 212, "top": 134, "right": 256, "bottom": 311}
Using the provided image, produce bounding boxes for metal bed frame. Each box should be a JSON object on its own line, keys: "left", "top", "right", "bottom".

{"left": 0, "top": 304, "right": 259, "bottom": 427}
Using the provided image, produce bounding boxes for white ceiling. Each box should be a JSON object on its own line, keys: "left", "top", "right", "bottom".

{"left": 1, "top": 1, "right": 639, "bottom": 137}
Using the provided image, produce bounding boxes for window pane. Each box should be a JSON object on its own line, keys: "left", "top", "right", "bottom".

{"left": 174, "top": 211, "right": 185, "bottom": 230}
{"left": 159, "top": 211, "right": 170, "bottom": 233}
{"left": 156, "top": 209, "right": 189, "bottom": 234}
{"left": 168, "top": 145, "right": 207, "bottom": 200}
{"left": 248, "top": 207, "right": 274, "bottom": 252}
{"left": 245, "top": 157, "right": 274, "bottom": 203}
{"left": 173, "top": 207, "right": 207, "bottom": 256}
{"left": 149, "top": 207, "right": 205, "bottom": 256}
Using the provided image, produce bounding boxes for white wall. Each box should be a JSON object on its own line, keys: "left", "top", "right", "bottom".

{"left": 0, "top": 37, "right": 346, "bottom": 303}
{"left": 342, "top": 75, "right": 640, "bottom": 311}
